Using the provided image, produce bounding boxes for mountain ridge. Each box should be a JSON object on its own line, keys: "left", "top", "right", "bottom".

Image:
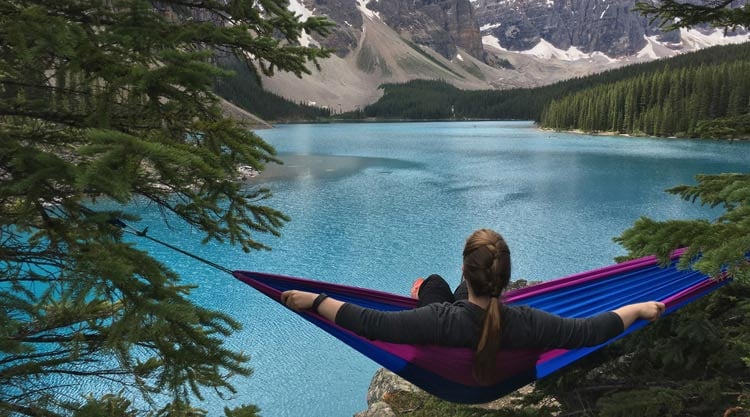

{"left": 256, "top": 0, "right": 748, "bottom": 111}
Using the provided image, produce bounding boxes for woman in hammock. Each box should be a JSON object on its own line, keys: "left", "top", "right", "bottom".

{"left": 281, "top": 228, "right": 664, "bottom": 384}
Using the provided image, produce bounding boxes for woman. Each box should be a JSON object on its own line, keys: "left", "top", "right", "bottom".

{"left": 281, "top": 229, "right": 665, "bottom": 384}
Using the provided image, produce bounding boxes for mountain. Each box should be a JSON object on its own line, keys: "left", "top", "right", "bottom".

{"left": 475, "top": 0, "right": 749, "bottom": 58}
{"left": 253, "top": 0, "right": 748, "bottom": 112}
{"left": 474, "top": 0, "right": 671, "bottom": 57}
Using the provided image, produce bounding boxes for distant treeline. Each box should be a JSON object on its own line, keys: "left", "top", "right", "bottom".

{"left": 540, "top": 60, "right": 750, "bottom": 138}
{"left": 213, "top": 55, "right": 330, "bottom": 122}
{"left": 355, "top": 80, "right": 545, "bottom": 120}
{"left": 354, "top": 43, "right": 750, "bottom": 138}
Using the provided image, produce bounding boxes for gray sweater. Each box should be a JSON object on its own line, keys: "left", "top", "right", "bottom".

{"left": 335, "top": 300, "right": 624, "bottom": 350}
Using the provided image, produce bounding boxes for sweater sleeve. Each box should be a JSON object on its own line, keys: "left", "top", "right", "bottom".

{"left": 336, "top": 303, "right": 438, "bottom": 344}
{"left": 501, "top": 305, "right": 625, "bottom": 350}
{"left": 334, "top": 302, "right": 467, "bottom": 345}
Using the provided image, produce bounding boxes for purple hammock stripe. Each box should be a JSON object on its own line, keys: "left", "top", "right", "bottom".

{"left": 505, "top": 248, "right": 687, "bottom": 302}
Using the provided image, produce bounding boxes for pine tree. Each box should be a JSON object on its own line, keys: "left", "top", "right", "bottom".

{"left": 616, "top": 174, "right": 750, "bottom": 280}
{"left": 536, "top": 173, "right": 750, "bottom": 416}
{"left": 635, "top": 0, "right": 749, "bottom": 30}
{"left": 533, "top": 2, "right": 750, "bottom": 414}
{"left": 0, "top": 1, "right": 331, "bottom": 415}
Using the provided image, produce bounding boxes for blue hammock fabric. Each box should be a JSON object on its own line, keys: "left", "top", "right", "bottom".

{"left": 233, "top": 250, "right": 729, "bottom": 404}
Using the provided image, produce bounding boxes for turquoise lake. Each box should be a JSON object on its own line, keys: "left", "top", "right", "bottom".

{"left": 127, "top": 121, "right": 748, "bottom": 417}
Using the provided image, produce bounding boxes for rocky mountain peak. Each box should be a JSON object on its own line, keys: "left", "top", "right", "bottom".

{"left": 250, "top": 0, "right": 748, "bottom": 112}
{"left": 474, "top": 0, "right": 671, "bottom": 57}
{"left": 368, "top": 0, "right": 486, "bottom": 60}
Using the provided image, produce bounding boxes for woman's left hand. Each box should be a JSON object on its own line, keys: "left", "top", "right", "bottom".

{"left": 280, "top": 290, "right": 318, "bottom": 311}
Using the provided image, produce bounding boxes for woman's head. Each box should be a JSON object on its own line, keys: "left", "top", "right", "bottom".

{"left": 463, "top": 228, "right": 510, "bottom": 385}
{"left": 462, "top": 229, "right": 511, "bottom": 297}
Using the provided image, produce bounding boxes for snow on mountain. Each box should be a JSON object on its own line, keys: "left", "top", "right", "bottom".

{"left": 634, "top": 28, "right": 750, "bottom": 60}
{"left": 483, "top": 36, "right": 617, "bottom": 62}
{"left": 636, "top": 36, "right": 678, "bottom": 60}
{"left": 474, "top": 0, "right": 749, "bottom": 59}
{"left": 522, "top": 39, "right": 593, "bottom": 61}
{"left": 287, "top": 0, "right": 318, "bottom": 47}
{"left": 482, "top": 34, "right": 506, "bottom": 51}
{"left": 484, "top": 28, "right": 748, "bottom": 63}
{"left": 680, "top": 27, "right": 750, "bottom": 49}
{"left": 356, "top": 0, "right": 380, "bottom": 20}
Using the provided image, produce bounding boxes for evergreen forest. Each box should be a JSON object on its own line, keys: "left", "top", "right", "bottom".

{"left": 356, "top": 42, "right": 750, "bottom": 139}
{"left": 540, "top": 60, "right": 750, "bottom": 138}
{"left": 357, "top": 79, "right": 546, "bottom": 120}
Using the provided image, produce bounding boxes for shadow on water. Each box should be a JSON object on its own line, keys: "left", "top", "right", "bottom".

{"left": 247, "top": 153, "right": 422, "bottom": 182}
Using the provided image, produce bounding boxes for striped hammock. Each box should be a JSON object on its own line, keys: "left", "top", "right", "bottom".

{"left": 233, "top": 249, "right": 728, "bottom": 404}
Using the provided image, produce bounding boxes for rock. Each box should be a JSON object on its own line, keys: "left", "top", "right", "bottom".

{"left": 366, "top": 368, "right": 422, "bottom": 405}
{"left": 473, "top": 0, "right": 666, "bottom": 58}
{"left": 304, "top": 0, "right": 363, "bottom": 57}
{"left": 353, "top": 400, "right": 396, "bottom": 417}
{"left": 370, "top": 0, "right": 485, "bottom": 61}
{"left": 236, "top": 165, "right": 260, "bottom": 181}
{"left": 355, "top": 368, "right": 559, "bottom": 415}
{"left": 507, "top": 278, "right": 541, "bottom": 290}
{"left": 354, "top": 368, "right": 420, "bottom": 417}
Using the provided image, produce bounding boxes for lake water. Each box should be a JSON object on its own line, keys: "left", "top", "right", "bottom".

{"left": 130, "top": 121, "right": 748, "bottom": 417}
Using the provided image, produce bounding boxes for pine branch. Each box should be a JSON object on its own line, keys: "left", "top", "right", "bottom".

{"left": 1, "top": 0, "right": 332, "bottom": 414}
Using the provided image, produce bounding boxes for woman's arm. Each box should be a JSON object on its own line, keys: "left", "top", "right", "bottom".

{"left": 503, "top": 301, "right": 667, "bottom": 350}
{"left": 280, "top": 289, "right": 454, "bottom": 345}
{"left": 280, "top": 290, "right": 344, "bottom": 322}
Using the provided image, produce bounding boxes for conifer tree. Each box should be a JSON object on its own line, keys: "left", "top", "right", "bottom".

{"left": 0, "top": 1, "right": 331, "bottom": 415}
{"left": 534, "top": 173, "right": 750, "bottom": 416}
{"left": 614, "top": 7, "right": 750, "bottom": 408}
{"left": 635, "top": 0, "right": 750, "bottom": 30}
{"left": 531, "top": 4, "right": 750, "bottom": 416}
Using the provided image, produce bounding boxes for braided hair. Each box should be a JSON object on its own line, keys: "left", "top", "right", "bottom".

{"left": 462, "top": 229, "right": 511, "bottom": 384}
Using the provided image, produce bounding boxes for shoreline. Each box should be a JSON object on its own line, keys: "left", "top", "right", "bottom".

{"left": 263, "top": 119, "right": 749, "bottom": 142}
{"left": 537, "top": 126, "right": 750, "bottom": 142}
{"left": 270, "top": 117, "right": 530, "bottom": 125}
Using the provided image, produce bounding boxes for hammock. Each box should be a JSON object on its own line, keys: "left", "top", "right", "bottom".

{"left": 232, "top": 249, "right": 729, "bottom": 404}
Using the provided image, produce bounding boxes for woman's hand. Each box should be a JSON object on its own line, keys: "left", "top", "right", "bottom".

{"left": 638, "top": 301, "right": 666, "bottom": 322}
{"left": 613, "top": 301, "right": 667, "bottom": 329}
{"left": 280, "top": 290, "right": 319, "bottom": 311}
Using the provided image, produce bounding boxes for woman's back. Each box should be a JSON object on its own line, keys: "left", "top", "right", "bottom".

{"left": 334, "top": 296, "right": 624, "bottom": 350}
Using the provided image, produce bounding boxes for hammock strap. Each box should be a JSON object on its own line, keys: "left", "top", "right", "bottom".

{"left": 110, "top": 218, "right": 233, "bottom": 275}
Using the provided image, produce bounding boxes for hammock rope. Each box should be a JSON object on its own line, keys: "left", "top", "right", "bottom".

{"left": 113, "top": 219, "right": 232, "bottom": 274}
